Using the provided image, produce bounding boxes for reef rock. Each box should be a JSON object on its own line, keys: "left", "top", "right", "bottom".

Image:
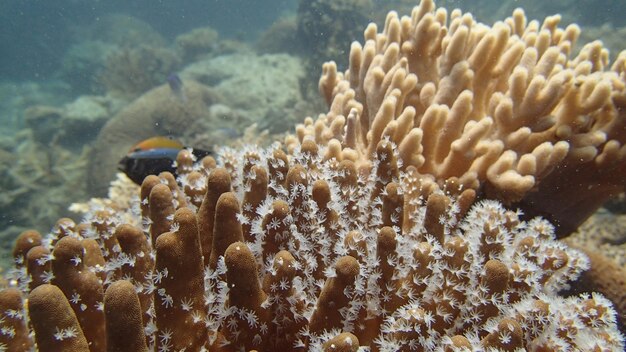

{"left": 181, "top": 53, "right": 309, "bottom": 133}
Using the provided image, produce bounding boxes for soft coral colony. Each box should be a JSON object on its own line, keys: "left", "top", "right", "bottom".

{"left": 2, "top": 0, "right": 626, "bottom": 350}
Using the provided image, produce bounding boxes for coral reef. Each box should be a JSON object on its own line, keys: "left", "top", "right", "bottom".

{"left": 293, "top": 0, "right": 626, "bottom": 237}
{"left": 90, "top": 51, "right": 314, "bottom": 196}
{"left": 488, "top": 0, "right": 626, "bottom": 30}
{"left": 3, "top": 138, "right": 624, "bottom": 351}
{"left": 0, "top": 93, "right": 126, "bottom": 269}
{"left": 562, "top": 208, "right": 626, "bottom": 335}
{"left": 578, "top": 24, "right": 626, "bottom": 62}
{"left": 256, "top": 16, "right": 300, "bottom": 55}
{"left": 181, "top": 53, "right": 312, "bottom": 134}
{"left": 0, "top": 132, "right": 91, "bottom": 270}
{"left": 1, "top": 1, "right": 626, "bottom": 351}
{"left": 175, "top": 26, "right": 220, "bottom": 64}
{"left": 61, "top": 14, "right": 168, "bottom": 95}
{"left": 59, "top": 41, "right": 117, "bottom": 94}
{"left": 565, "top": 208, "right": 626, "bottom": 267}
{"left": 24, "top": 95, "right": 123, "bottom": 150}
{"left": 23, "top": 106, "right": 64, "bottom": 145}
{"left": 296, "top": 0, "right": 375, "bottom": 98}
{"left": 0, "top": 80, "right": 72, "bottom": 135}
{"left": 563, "top": 246, "right": 626, "bottom": 336}
{"left": 98, "top": 45, "right": 181, "bottom": 98}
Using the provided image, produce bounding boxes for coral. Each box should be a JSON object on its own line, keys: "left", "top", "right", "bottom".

{"left": 565, "top": 208, "right": 626, "bottom": 267}
{"left": 0, "top": 87, "right": 121, "bottom": 228}
{"left": 487, "top": 0, "right": 626, "bottom": 30}
{"left": 564, "top": 208, "right": 626, "bottom": 335}
{"left": 52, "top": 236, "right": 106, "bottom": 350}
{"left": 104, "top": 280, "right": 148, "bottom": 352}
{"left": 0, "top": 80, "right": 71, "bottom": 135}
{"left": 70, "top": 173, "right": 141, "bottom": 225}
{"left": 296, "top": 0, "right": 374, "bottom": 98}
{"left": 59, "top": 40, "right": 117, "bottom": 94}
{"left": 564, "top": 247, "right": 626, "bottom": 336}
{"left": 0, "top": 288, "right": 32, "bottom": 351}
{"left": 87, "top": 80, "right": 220, "bottom": 195}
{"left": 0, "top": 87, "right": 124, "bottom": 268}
{"left": 0, "top": 131, "right": 91, "bottom": 269}
{"left": 28, "top": 285, "right": 89, "bottom": 352}
{"left": 98, "top": 45, "right": 180, "bottom": 98}
{"left": 256, "top": 15, "right": 300, "bottom": 55}
{"left": 181, "top": 52, "right": 312, "bottom": 134}
{"left": 2, "top": 105, "right": 109, "bottom": 262}
{"left": 577, "top": 24, "right": 626, "bottom": 61}
{"left": 3, "top": 137, "right": 624, "bottom": 350}
{"left": 59, "top": 96, "right": 120, "bottom": 149}
{"left": 1, "top": 1, "right": 625, "bottom": 351}
{"left": 175, "top": 26, "right": 220, "bottom": 64}
{"left": 23, "top": 105, "right": 64, "bottom": 144}
{"left": 154, "top": 207, "right": 208, "bottom": 350}
{"left": 291, "top": 0, "right": 626, "bottom": 237}
{"left": 24, "top": 95, "right": 123, "bottom": 150}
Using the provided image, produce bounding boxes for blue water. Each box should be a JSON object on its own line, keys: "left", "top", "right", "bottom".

{"left": 0, "top": 0, "right": 297, "bottom": 80}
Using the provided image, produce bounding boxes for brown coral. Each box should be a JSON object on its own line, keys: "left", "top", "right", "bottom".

{"left": 4, "top": 135, "right": 623, "bottom": 350}
{"left": 28, "top": 284, "right": 89, "bottom": 352}
{"left": 566, "top": 247, "right": 626, "bottom": 335}
{"left": 0, "top": 288, "right": 32, "bottom": 351}
{"left": 291, "top": 0, "right": 626, "bottom": 237}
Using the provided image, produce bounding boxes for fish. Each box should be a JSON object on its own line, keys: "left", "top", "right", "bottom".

{"left": 118, "top": 137, "right": 212, "bottom": 185}
{"left": 130, "top": 136, "right": 184, "bottom": 152}
{"left": 167, "top": 73, "right": 187, "bottom": 102}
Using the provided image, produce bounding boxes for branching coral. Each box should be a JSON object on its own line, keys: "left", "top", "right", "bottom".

{"left": 289, "top": 0, "right": 626, "bottom": 236}
{"left": 1, "top": 1, "right": 625, "bottom": 351}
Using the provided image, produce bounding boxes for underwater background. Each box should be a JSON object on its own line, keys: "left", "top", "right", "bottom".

{"left": 0, "top": 0, "right": 625, "bottom": 272}
{"left": 1, "top": 0, "right": 626, "bottom": 349}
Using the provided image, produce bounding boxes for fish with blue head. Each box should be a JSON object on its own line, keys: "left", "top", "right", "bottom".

{"left": 167, "top": 73, "right": 187, "bottom": 102}
{"left": 118, "top": 136, "right": 211, "bottom": 184}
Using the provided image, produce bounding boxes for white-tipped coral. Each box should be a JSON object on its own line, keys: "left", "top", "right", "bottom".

{"left": 5, "top": 134, "right": 623, "bottom": 351}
